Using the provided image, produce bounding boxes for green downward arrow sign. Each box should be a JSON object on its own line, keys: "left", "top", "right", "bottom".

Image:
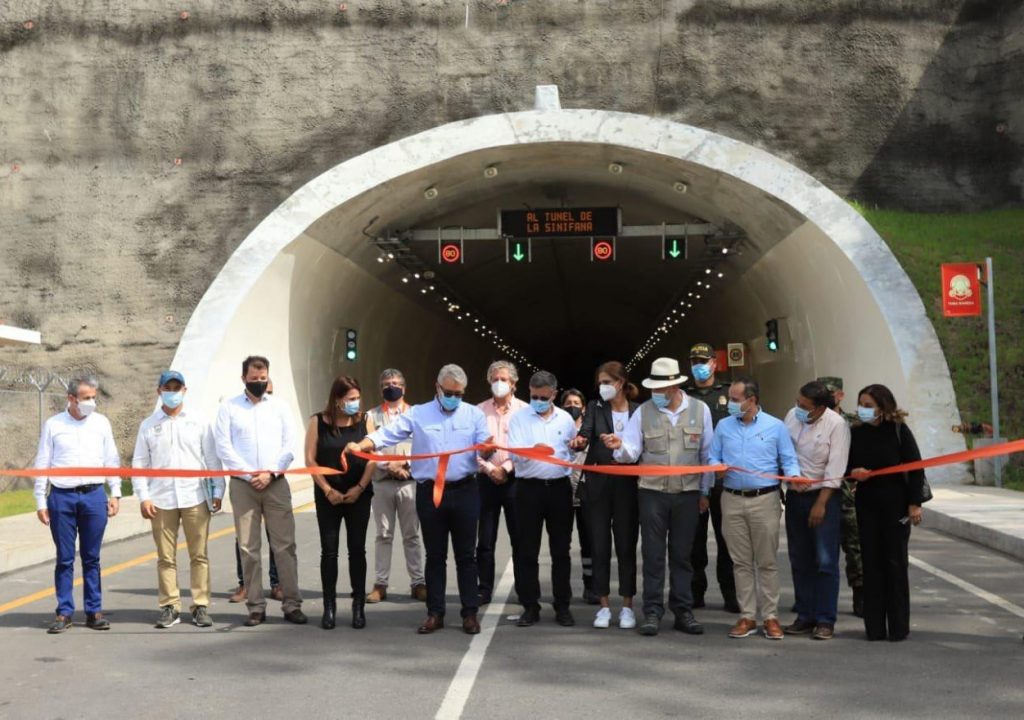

{"left": 668, "top": 239, "right": 681, "bottom": 258}
{"left": 512, "top": 243, "right": 526, "bottom": 261}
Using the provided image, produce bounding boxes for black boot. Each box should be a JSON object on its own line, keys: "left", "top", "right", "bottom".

{"left": 321, "top": 596, "right": 336, "bottom": 630}
{"left": 351, "top": 598, "right": 366, "bottom": 629}
{"left": 852, "top": 587, "right": 864, "bottom": 618}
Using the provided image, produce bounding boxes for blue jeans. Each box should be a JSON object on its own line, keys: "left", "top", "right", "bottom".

{"left": 48, "top": 485, "right": 109, "bottom": 616}
{"left": 416, "top": 479, "right": 480, "bottom": 618}
{"left": 785, "top": 489, "right": 841, "bottom": 625}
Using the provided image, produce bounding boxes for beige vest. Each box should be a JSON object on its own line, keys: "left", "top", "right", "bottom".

{"left": 638, "top": 397, "right": 706, "bottom": 493}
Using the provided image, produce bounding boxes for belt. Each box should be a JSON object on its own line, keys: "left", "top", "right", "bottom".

{"left": 231, "top": 474, "right": 284, "bottom": 482}
{"left": 417, "top": 475, "right": 475, "bottom": 488}
{"left": 519, "top": 476, "right": 571, "bottom": 487}
{"left": 724, "top": 485, "right": 779, "bottom": 498}
{"left": 52, "top": 484, "right": 103, "bottom": 494}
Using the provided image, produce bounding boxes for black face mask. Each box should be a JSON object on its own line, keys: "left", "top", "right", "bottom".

{"left": 565, "top": 406, "right": 583, "bottom": 421}
{"left": 382, "top": 386, "right": 404, "bottom": 403}
{"left": 246, "top": 380, "right": 269, "bottom": 398}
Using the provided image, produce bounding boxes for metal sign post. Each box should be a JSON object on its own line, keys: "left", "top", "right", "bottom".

{"left": 985, "top": 257, "right": 1002, "bottom": 487}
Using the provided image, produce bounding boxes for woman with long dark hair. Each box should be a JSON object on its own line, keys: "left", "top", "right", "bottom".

{"left": 570, "top": 361, "right": 640, "bottom": 629}
{"left": 847, "top": 384, "right": 927, "bottom": 642}
{"left": 304, "top": 376, "right": 376, "bottom": 630}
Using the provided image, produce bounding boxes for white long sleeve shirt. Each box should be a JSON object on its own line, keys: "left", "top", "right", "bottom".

{"left": 132, "top": 408, "right": 224, "bottom": 510}
{"left": 507, "top": 406, "right": 575, "bottom": 480}
{"left": 33, "top": 410, "right": 122, "bottom": 511}
{"left": 214, "top": 392, "right": 295, "bottom": 480}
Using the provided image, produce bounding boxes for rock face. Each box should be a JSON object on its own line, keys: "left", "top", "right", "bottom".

{"left": 0, "top": 0, "right": 1021, "bottom": 471}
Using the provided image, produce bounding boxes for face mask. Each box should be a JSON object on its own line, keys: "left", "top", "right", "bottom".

{"left": 794, "top": 406, "right": 812, "bottom": 424}
{"left": 727, "top": 400, "right": 745, "bottom": 417}
{"left": 438, "top": 393, "right": 461, "bottom": 412}
{"left": 161, "top": 391, "right": 184, "bottom": 409}
{"left": 491, "top": 380, "right": 511, "bottom": 399}
{"left": 651, "top": 392, "right": 671, "bottom": 409}
{"left": 598, "top": 383, "right": 617, "bottom": 402}
{"left": 531, "top": 398, "right": 552, "bottom": 414}
{"left": 75, "top": 399, "right": 97, "bottom": 417}
{"left": 382, "top": 386, "right": 404, "bottom": 403}
{"left": 691, "top": 362, "right": 713, "bottom": 383}
{"left": 857, "top": 406, "right": 877, "bottom": 423}
{"left": 246, "top": 380, "right": 269, "bottom": 398}
{"left": 343, "top": 400, "right": 361, "bottom": 416}
{"left": 565, "top": 406, "right": 582, "bottom": 421}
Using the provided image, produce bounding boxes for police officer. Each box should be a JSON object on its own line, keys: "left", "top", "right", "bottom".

{"left": 818, "top": 376, "right": 863, "bottom": 618}
{"left": 686, "top": 343, "right": 739, "bottom": 613}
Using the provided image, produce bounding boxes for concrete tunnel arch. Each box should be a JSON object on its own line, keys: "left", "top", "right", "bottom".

{"left": 170, "top": 109, "right": 967, "bottom": 484}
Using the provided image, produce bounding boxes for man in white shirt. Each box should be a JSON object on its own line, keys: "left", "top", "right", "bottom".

{"left": 508, "top": 370, "right": 577, "bottom": 628}
{"left": 214, "top": 356, "right": 305, "bottom": 627}
{"left": 782, "top": 380, "right": 851, "bottom": 641}
{"left": 132, "top": 370, "right": 223, "bottom": 629}
{"left": 34, "top": 376, "right": 122, "bottom": 634}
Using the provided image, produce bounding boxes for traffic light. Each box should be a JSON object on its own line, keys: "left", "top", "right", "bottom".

{"left": 765, "top": 320, "right": 779, "bottom": 353}
{"left": 345, "top": 329, "right": 357, "bottom": 361}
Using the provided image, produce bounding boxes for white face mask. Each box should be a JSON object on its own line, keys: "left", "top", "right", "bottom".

{"left": 491, "top": 380, "right": 511, "bottom": 399}
{"left": 74, "top": 399, "right": 97, "bottom": 417}
{"left": 598, "top": 383, "right": 617, "bottom": 402}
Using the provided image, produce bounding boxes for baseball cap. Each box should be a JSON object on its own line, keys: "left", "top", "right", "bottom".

{"left": 689, "top": 342, "right": 714, "bottom": 360}
{"left": 158, "top": 370, "right": 186, "bottom": 387}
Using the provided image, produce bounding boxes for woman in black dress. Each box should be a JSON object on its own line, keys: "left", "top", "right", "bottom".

{"left": 304, "top": 376, "right": 376, "bottom": 630}
{"left": 846, "top": 384, "right": 927, "bottom": 642}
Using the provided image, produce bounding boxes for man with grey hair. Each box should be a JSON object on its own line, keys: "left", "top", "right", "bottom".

{"left": 347, "top": 364, "right": 492, "bottom": 634}
{"left": 366, "top": 368, "right": 426, "bottom": 604}
{"left": 476, "top": 359, "right": 527, "bottom": 606}
{"left": 508, "top": 370, "right": 577, "bottom": 627}
{"left": 34, "top": 376, "right": 122, "bottom": 634}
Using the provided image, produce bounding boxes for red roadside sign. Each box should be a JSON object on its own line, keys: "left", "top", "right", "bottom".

{"left": 941, "top": 262, "right": 982, "bottom": 317}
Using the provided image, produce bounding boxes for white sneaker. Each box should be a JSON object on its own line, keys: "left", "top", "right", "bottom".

{"left": 619, "top": 607, "right": 637, "bottom": 629}
{"left": 593, "top": 607, "right": 612, "bottom": 628}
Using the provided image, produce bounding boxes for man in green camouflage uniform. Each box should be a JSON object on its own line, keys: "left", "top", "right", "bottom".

{"left": 818, "top": 376, "right": 863, "bottom": 618}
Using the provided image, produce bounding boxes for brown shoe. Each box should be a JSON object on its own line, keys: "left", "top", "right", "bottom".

{"left": 763, "top": 618, "right": 784, "bottom": 640}
{"left": 411, "top": 584, "right": 427, "bottom": 602}
{"left": 462, "top": 614, "right": 481, "bottom": 635}
{"left": 728, "top": 618, "right": 758, "bottom": 638}
{"left": 813, "top": 623, "right": 834, "bottom": 640}
{"left": 417, "top": 614, "right": 444, "bottom": 634}
{"left": 367, "top": 584, "right": 387, "bottom": 604}
{"left": 229, "top": 585, "right": 247, "bottom": 603}
{"left": 243, "top": 611, "right": 266, "bottom": 627}
{"left": 270, "top": 585, "right": 285, "bottom": 602}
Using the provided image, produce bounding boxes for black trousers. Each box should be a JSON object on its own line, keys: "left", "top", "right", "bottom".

{"left": 856, "top": 480, "right": 911, "bottom": 640}
{"left": 314, "top": 486, "right": 372, "bottom": 600}
{"left": 571, "top": 503, "right": 594, "bottom": 591}
{"left": 582, "top": 473, "right": 638, "bottom": 598}
{"left": 417, "top": 478, "right": 480, "bottom": 619}
{"left": 514, "top": 477, "right": 574, "bottom": 611}
{"left": 639, "top": 489, "right": 701, "bottom": 619}
{"left": 476, "top": 474, "right": 520, "bottom": 600}
{"left": 691, "top": 482, "right": 736, "bottom": 604}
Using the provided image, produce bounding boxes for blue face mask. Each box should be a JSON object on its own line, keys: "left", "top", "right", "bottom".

{"left": 530, "top": 399, "right": 552, "bottom": 414}
{"left": 857, "top": 406, "right": 877, "bottom": 423}
{"left": 690, "top": 363, "right": 712, "bottom": 383}
{"left": 343, "top": 400, "right": 361, "bottom": 416}
{"left": 794, "top": 406, "right": 812, "bottom": 424}
{"left": 438, "top": 393, "right": 462, "bottom": 412}
{"left": 727, "top": 400, "right": 745, "bottom": 417}
{"left": 160, "top": 391, "right": 184, "bottom": 409}
{"left": 651, "top": 392, "right": 671, "bottom": 409}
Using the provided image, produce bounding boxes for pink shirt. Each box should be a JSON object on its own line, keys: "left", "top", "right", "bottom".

{"left": 477, "top": 397, "right": 528, "bottom": 473}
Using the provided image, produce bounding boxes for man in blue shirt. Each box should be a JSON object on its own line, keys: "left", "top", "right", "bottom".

{"left": 348, "top": 364, "right": 492, "bottom": 635}
{"left": 709, "top": 378, "right": 801, "bottom": 641}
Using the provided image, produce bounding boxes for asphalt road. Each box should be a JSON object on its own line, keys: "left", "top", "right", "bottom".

{"left": 1, "top": 504, "right": 1022, "bottom": 720}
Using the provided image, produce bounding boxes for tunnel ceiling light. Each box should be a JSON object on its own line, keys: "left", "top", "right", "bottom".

{"left": 484, "top": 165, "right": 498, "bottom": 178}
{"left": 705, "top": 268, "right": 712, "bottom": 275}
{"left": 673, "top": 181, "right": 688, "bottom": 194}
{"left": 608, "top": 162, "right": 623, "bottom": 175}
{"left": 402, "top": 277, "right": 409, "bottom": 283}
{"left": 377, "top": 256, "right": 385, "bottom": 263}
{"left": 722, "top": 248, "right": 729, "bottom": 255}
{"left": 717, "top": 272, "right": 724, "bottom": 278}
{"left": 424, "top": 186, "right": 439, "bottom": 200}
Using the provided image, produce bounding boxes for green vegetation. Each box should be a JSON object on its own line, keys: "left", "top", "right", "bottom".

{"left": 0, "top": 488, "right": 38, "bottom": 519}
{"left": 854, "top": 205, "right": 1024, "bottom": 489}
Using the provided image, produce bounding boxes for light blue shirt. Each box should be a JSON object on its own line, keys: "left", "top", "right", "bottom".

{"left": 507, "top": 406, "right": 575, "bottom": 480}
{"left": 709, "top": 409, "right": 802, "bottom": 490}
{"left": 367, "top": 398, "right": 490, "bottom": 483}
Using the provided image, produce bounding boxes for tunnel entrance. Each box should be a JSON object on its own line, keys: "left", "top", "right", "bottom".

{"left": 171, "top": 109, "right": 967, "bottom": 483}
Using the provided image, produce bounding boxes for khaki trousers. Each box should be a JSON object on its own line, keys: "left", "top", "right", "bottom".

{"left": 372, "top": 479, "right": 424, "bottom": 587}
{"left": 151, "top": 503, "right": 211, "bottom": 611}
{"left": 721, "top": 489, "right": 783, "bottom": 621}
{"left": 231, "top": 478, "right": 302, "bottom": 613}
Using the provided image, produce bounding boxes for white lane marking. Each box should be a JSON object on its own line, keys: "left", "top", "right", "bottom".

{"left": 909, "top": 555, "right": 1024, "bottom": 620}
{"left": 435, "top": 558, "right": 515, "bottom": 720}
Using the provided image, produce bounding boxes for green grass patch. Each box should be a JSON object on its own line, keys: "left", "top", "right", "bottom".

{"left": 0, "top": 488, "right": 38, "bottom": 518}
{"left": 852, "top": 204, "right": 1024, "bottom": 488}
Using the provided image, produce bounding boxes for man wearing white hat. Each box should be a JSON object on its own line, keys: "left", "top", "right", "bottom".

{"left": 604, "top": 357, "right": 714, "bottom": 637}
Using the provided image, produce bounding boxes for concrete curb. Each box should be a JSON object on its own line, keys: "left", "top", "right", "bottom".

{"left": 0, "top": 478, "right": 314, "bottom": 577}
{"left": 924, "top": 496, "right": 1024, "bottom": 561}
